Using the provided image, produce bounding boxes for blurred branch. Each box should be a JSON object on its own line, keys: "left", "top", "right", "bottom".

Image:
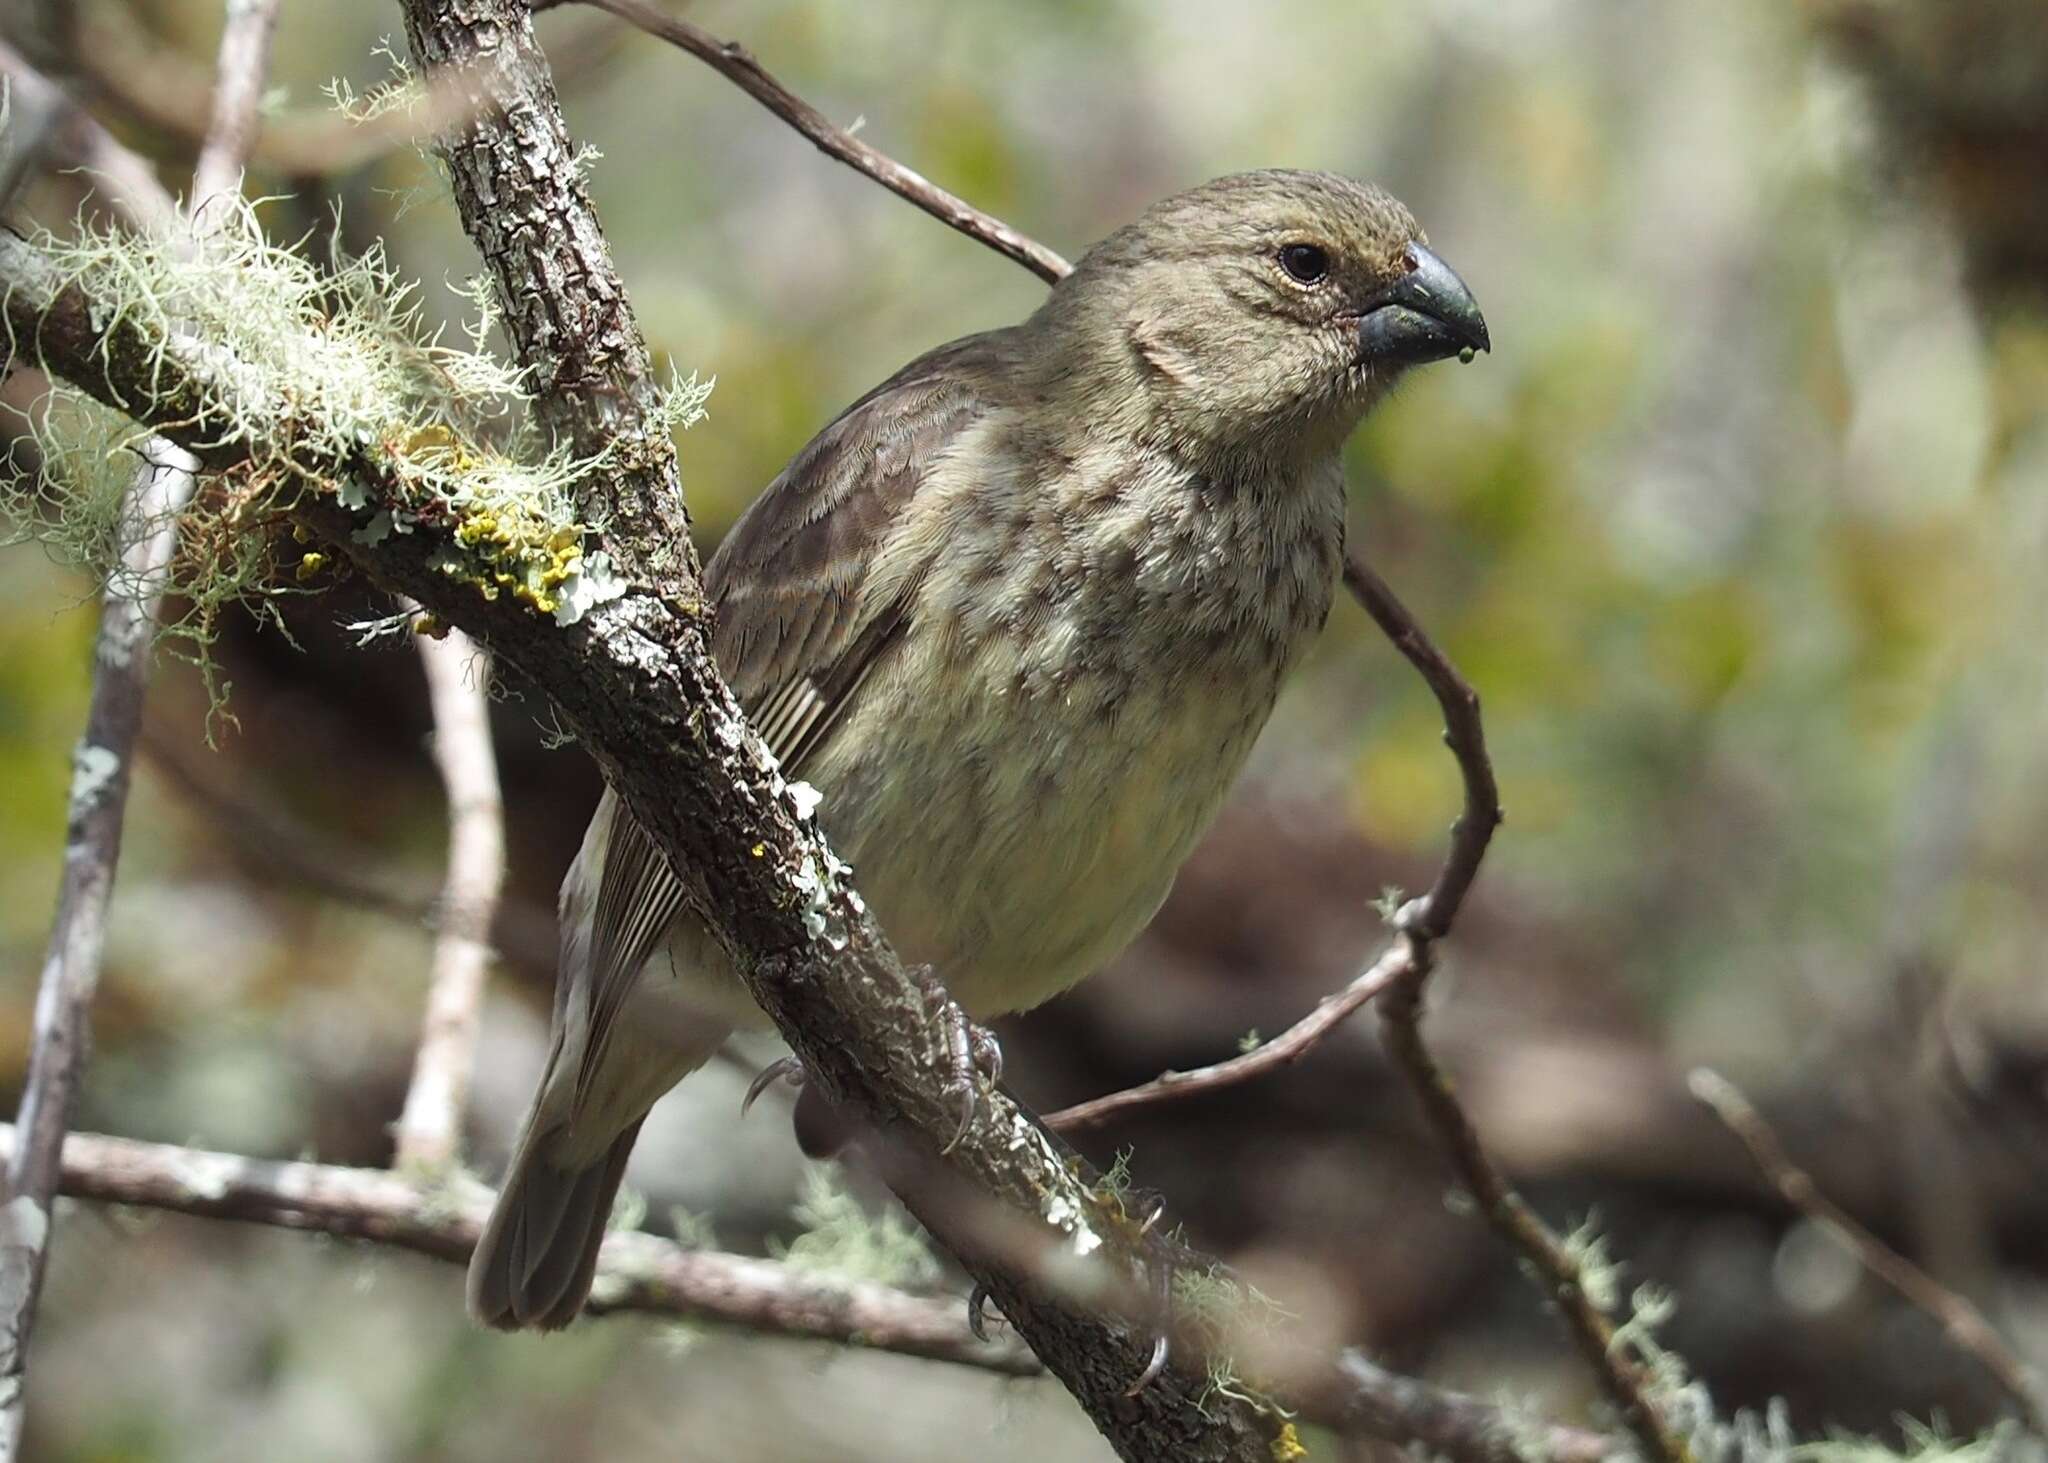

{"left": 393, "top": 618, "right": 506, "bottom": 1173}
{"left": 0, "top": 3, "right": 278, "bottom": 1449}
{"left": 0, "top": 1124, "right": 1038, "bottom": 1376}
{"left": 0, "top": 37, "right": 178, "bottom": 234}
{"left": 1319, "top": 1352, "right": 1612, "bottom": 1463}
{"left": 139, "top": 730, "right": 437, "bottom": 920}
{"left": 69, "top": 1, "right": 630, "bottom": 179}
{"left": 1691, "top": 1068, "right": 2048, "bottom": 1431}
{"left": 188, "top": 0, "right": 280, "bottom": 217}
{"left": 0, "top": 1119, "right": 1619, "bottom": 1460}
{"left": 538, "top": 0, "right": 1072, "bottom": 283}
{"left": 0, "top": 53, "right": 69, "bottom": 214}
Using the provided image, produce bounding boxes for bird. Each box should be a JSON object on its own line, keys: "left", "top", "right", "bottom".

{"left": 468, "top": 168, "right": 1489, "bottom": 1330}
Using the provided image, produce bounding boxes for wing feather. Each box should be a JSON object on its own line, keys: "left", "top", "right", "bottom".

{"left": 564, "top": 332, "right": 1015, "bottom": 1111}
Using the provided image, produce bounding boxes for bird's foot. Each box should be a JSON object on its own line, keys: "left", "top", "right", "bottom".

{"left": 916, "top": 965, "right": 1003, "bottom": 1154}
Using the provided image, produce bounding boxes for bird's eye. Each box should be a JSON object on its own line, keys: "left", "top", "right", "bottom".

{"left": 1278, "top": 243, "right": 1331, "bottom": 285}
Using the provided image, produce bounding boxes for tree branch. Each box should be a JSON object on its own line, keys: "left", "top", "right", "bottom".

{"left": 1691, "top": 1068, "right": 2048, "bottom": 1431}
{"left": 0, "top": 1119, "right": 1617, "bottom": 1461}
{"left": 0, "top": 1123, "right": 1037, "bottom": 1376}
{"left": 542, "top": 0, "right": 1072, "bottom": 283}
{"left": 392, "top": 619, "right": 507, "bottom": 1173}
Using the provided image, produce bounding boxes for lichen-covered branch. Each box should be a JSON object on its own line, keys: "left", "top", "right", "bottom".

{"left": 392, "top": 619, "right": 506, "bottom": 1173}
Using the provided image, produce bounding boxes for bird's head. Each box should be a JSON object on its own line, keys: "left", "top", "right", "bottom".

{"left": 1035, "top": 169, "right": 1489, "bottom": 461}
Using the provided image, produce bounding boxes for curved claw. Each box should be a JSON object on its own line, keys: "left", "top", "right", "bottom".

{"left": 742, "top": 1055, "right": 805, "bottom": 1117}
{"left": 1122, "top": 1331, "right": 1170, "bottom": 1397}
{"left": 940, "top": 1084, "right": 977, "bottom": 1156}
{"left": 967, "top": 1284, "right": 994, "bottom": 1343}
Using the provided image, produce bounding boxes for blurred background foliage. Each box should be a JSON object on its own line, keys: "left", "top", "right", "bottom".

{"left": 3, "top": 0, "right": 2047, "bottom": 1458}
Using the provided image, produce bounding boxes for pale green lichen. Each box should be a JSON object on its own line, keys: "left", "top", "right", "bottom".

{"left": 0, "top": 187, "right": 710, "bottom": 700}
{"left": 772, "top": 1161, "right": 941, "bottom": 1291}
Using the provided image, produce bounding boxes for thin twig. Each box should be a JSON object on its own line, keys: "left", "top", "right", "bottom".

{"left": 0, "top": 444, "right": 196, "bottom": 1454}
{"left": 545, "top": 0, "right": 1072, "bottom": 283}
{"left": 1322, "top": 1351, "right": 1614, "bottom": 1463}
{"left": 0, "top": 6, "right": 276, "bottom": 1450}
{"left": 1380, "top": 979, "right": 1687, "bottom": 1462}
{"left": 1690, "top": 1068, "right": 2048, "bottom": 1431}
{"left": 1340, "top": 553, "right": 1500, "bottom": 939}
{"left": 393, "top": 619, "right": 507, "bottom": 1172}
{"left": 1341, "top": 559, "right": 1683, "bottom": 1462}
{"left": 1045, "top": 942, "right": 1412, "bottom": 1133}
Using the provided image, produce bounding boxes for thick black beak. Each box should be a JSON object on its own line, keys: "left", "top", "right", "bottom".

{"left": 1356, "top": 243, "right": 1490, "bottom": 367}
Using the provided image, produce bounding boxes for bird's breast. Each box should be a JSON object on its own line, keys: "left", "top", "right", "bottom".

{"left": 807, "top": 445, "right": 1344, "bottom": 1016}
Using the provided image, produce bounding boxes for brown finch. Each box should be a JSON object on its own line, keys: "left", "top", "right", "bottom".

{"left": 470, "top": 169, "right": 1489, "bottom": 1329}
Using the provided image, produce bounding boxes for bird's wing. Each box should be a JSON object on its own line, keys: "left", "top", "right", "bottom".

{"left": 568, "top": 335, "right": 1010, "bottom": 1103}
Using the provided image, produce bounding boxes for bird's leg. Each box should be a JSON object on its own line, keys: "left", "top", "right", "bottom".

{"left": 917, "top": 965, "right": 1003, "bottom": 1153}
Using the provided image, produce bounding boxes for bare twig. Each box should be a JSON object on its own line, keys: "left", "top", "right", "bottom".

{"left": 393, "top": 619, "right": 507, "bottom": 1172}
{"left": 0, "top": 6, "right": 276, "bottom": 1450}
{"left": 0, "top": 443, "right": 196, "bottom": 1454}
{"left": 1340, "top": 553, "right": 1683, "bottom": 1462}
{"left": 1690, "top": 1068, "right": 2048, "bottom": 1431}
{"left": 0, "top": 1123, "right": 1038, "bottom": 1376}
{"left": 70, "top": 2, "right": 629, "bottom": 179}
{"left": 1045, "top": 941, "right": 1412, "bottom": 1133}
{"left": 1320, "top": 1351, "right": 1613, "bottom": 1463}
{"left": 1340, "top": 553, "right": 1500, "bottom": 938}
{"left": 543, "top": 0, "right": 1072, "bottom": 284}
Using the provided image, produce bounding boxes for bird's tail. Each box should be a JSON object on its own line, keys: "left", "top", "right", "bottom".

{"left": 466, "top": 1113, "right": 645, "bottom": 1331}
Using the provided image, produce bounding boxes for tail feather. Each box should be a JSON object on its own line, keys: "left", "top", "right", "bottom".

{"left": 467, "top": 1118, "right": 645, "bottom": 1331}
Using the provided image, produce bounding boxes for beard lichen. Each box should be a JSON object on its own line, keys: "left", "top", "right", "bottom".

{"left": 0, "top": 196, "right": 710, "bottom": 694}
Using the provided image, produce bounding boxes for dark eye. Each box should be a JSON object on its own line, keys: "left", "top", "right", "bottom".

{"left": 1278, "top": 243, "right": 1331, "bottom": 285}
